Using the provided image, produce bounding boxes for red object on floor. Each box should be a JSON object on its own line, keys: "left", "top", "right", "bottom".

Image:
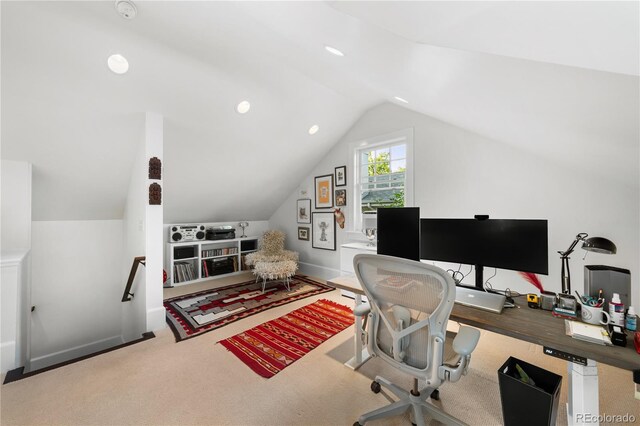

{"left": 219, "top": 299, "right": 354, "bottom": 378}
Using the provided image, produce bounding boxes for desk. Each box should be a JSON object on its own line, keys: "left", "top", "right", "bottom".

{"left": 327, "top": 275, "right": 640, "bottom": 426}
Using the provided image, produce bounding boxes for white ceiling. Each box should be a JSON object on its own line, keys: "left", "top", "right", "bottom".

{"left": 2, "top": 1, "right": 638, "bottom": 223}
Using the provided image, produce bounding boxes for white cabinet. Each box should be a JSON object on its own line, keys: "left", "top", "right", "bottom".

{"left": 340, "top": 242, "right": 376, "bottom": 274}
{"left": 167, "top": 237, "right": 258, "bottom": 286}
{"left": 339, "top": 242, "right": 375, "bottom": 299}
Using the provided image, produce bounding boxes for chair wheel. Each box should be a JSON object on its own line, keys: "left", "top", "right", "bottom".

{"left": 430, "top": 389, "right": 440, "bottom": 400}
{"left": 370, "top": 380, "right": 381, "bottom": 393}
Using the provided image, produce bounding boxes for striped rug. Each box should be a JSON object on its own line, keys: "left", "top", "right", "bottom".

{"left": 218, "top": 299, "right": 354, "bottom": 378}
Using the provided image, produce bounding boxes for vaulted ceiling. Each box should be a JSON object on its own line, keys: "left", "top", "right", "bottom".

{"left": 2, "top": 1, "right": 638, "bottom": 223}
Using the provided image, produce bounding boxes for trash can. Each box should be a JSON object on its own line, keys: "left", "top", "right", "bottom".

{"left": 498, "top": 356, "right": 562, "bottom": 426}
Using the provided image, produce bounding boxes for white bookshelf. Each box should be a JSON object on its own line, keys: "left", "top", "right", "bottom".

{"left": 166, "top": 237, "right": 258, "bottom": 286}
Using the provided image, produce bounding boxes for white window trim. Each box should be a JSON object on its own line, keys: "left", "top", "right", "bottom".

{"left": 347, "top": 128, "right": 414, "bottom": 235}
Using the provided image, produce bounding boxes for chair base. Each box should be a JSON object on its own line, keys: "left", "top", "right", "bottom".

{"left": 259, "top": 276, "right": 291, "bottom": 293}
{"left": 355, "top": 376, "right": 468, "bottom": 426}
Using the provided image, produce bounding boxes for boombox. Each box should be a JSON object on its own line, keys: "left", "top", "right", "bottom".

{"left": 170, "top": 225, "right": 205, "bottom": 242}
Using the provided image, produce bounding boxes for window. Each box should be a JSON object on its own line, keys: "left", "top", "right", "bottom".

{"left": 350, "top": 129, "right": 414, "bottom": 231}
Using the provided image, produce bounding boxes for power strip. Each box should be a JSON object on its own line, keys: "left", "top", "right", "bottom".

{"left": 543, "top": 346, "right": 587, "bottom": 366}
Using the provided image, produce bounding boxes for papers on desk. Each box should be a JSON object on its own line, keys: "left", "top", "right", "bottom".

{"left": 565, "top": 320, "right": 612, "bottom": 346}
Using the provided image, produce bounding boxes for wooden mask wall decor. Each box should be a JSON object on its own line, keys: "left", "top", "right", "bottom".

{"left": 149, "top": 183, "right": 162, "bottom": 205}
{"left": 149, "top": 157, "right": 162, "bottom": 180}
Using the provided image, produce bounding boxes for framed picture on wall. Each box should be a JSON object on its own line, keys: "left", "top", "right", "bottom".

{"left": 335, "top": 189, "right": 346, "bottom": 207}
{"left": 312, "top": 212, "right": 336, "bottom": 250}
{"left": 314, "top": 174, "right": 334, "bottom": 209}
{"left": 335, "top": 165, "right": 347, "bottom": 187}
{"left": 297, "top": 198, "right": 311, "bottom": 223}
{"left": 298, "top": 227, "right": 310, "bottom": 241}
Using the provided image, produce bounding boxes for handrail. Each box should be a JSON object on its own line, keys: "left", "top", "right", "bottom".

{"left": 122, "top": 256, "right": 146, "bottom": 302}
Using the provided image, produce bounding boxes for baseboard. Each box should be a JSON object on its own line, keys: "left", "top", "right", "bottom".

{"left": 29, "top": 335, "right": 124, "bottom": 372}
{"left": 4, "top": 332, "right": 155, "bottom": 384}
{"left": 298, "top": 262, "right": 341, "bottom": 281}
{"left": 147, "top": 306, "right": 167, "bottom": 332}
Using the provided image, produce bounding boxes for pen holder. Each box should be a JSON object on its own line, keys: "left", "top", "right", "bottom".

{"left": 540, "top": 291, "right": 557, "bottom": 311}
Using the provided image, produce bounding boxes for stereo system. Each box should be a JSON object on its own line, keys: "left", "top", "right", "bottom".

{"left": 170, "top": 225, "right": 206, "bottom": 242}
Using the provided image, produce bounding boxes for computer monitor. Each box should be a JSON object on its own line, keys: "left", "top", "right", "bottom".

{"left": 420, "top": 218, "right": 548, "bottom": 289}
{"left": 377, "top": 207, "right": 420, "bottom": 261}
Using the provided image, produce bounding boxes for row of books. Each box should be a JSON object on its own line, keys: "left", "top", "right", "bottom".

{"left": 174, "top": 261, "right": 196, "bottom": 283}
{"left": 202, "top": 257, "right": 238, "bottom": 278}
{"left": 201, "top": 247, "right": 238, "bottom": 258}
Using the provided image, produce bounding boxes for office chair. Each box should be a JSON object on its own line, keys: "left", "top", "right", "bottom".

{"left": 352, "top": 254, "right": 481, "bottom": 426}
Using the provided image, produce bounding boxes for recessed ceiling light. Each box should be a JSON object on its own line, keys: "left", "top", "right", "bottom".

{"left": 236, "top": 100, "right": 251, "bottom": 114}
{"left": 324, "top": 45, "right": 345, "bottom": 57}
{"left": 107, "top": 54, "right": 129, "bottom": 74}
{"left": 394, "top": 96, "right": 408, "bottom": 104}
{"left": 308, "top": 125, "right": 319, "bottom": 135}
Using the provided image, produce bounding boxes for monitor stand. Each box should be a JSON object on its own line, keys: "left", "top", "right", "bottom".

{"left": 453, "top": 264, "right": 506, "bottom": 313}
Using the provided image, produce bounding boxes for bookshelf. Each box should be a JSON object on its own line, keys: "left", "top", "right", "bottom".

{"left": 166, "top": 237, "right": 258, "bottom": 286}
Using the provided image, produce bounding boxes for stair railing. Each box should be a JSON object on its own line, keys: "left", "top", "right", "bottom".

{"left": 122, "top": 256, "right": 146, "bottom": 302}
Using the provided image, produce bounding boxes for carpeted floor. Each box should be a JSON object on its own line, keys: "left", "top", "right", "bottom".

{"left": 1, "top": 273, "right": 637, "bottom": 425}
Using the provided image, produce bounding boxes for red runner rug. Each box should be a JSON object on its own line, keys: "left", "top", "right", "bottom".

{"left": 218, "top": 299, "right": 354, "bottom": 378}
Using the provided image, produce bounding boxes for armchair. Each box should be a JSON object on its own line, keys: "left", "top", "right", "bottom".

{"left": 352, "top": 254, "right": 480, "bottom": 426}
{"left": 245, "top": 230, "right": 299, "bottom": 292}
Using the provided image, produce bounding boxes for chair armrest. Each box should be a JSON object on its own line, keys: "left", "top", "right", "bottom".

{"left": 353, "top": 304, "right": 371, "bottom": 317}
{"left": 452, "top": 326, "right": 480, "bottom": 356}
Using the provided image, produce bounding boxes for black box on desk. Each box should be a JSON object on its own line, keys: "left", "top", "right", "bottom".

{"left": 498, "top": 357, "right": 562, "bottom": 426}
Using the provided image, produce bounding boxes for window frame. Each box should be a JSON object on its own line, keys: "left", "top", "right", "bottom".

{"left": 348, "top": 128, "right": 414, "bottom": 232}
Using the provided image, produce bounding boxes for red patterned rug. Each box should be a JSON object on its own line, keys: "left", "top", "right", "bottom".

{"left": 164, "top": 275, "right": 335, "bottom": 342}
{"left": 218, "top": 299, "right": 354, "bottom": 378}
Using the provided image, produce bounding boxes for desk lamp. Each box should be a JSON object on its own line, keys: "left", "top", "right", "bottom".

{"left": 238, "top": 222, "right": 249, "bottom": 238}
{"left": 558, "top": 233, "right": 617, "bottom": 294}
{"left": 556, "top": 233, "right": 616, "bottom": 317}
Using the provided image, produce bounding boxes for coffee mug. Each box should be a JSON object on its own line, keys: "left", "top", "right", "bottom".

{"left": 581, "top": 304, "right": 611, "bottom": 325}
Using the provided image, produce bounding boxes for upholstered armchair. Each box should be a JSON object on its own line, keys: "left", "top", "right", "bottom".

{"left": 245, "top": 230, "right": 299, "bottom": 292}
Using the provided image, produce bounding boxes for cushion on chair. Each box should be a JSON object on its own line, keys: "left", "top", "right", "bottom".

{"left": 253, "top": 260, "right": 297, "bottom": 281}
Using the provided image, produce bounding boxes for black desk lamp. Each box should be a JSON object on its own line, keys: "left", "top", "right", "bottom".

{"left": 558, "top": 233, "right": 617, "bottom": 294}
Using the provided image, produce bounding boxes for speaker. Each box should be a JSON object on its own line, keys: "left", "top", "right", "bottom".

{"left": 170, "top": 225, "right": 206, "bottom": 242}
{"left": 584, "top": 265, "right": 631, "bottom": 308}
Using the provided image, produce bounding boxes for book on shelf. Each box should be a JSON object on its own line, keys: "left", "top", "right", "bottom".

{"left": 201, "top": 247, "right": 238, "bottom": 258}
{"left": 174, "top": 261, "right": 196, "bottom": 283}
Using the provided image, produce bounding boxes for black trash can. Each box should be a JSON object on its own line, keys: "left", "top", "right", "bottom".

{"left": 498, "top": 356, "right": 562, "bottom": 426}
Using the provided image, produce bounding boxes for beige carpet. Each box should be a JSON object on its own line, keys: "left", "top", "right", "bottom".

{"left": 1, "top": 273, "right": 637, "bottom": 425}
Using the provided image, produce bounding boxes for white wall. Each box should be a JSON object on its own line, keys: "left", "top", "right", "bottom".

{"left": 121, "top": 134, "right": 148, "bottom": 342}
{"left": 144, "top": 112, "right": 165, "bottom": 333}
{"left": 1, "top": 160, "right": 32, "bottom": 250}
{"left": 269, "top": 103, "right": 640, "bottom": 307}
{"left": 29, "top": 220, "right": 124, "bottom": 371}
